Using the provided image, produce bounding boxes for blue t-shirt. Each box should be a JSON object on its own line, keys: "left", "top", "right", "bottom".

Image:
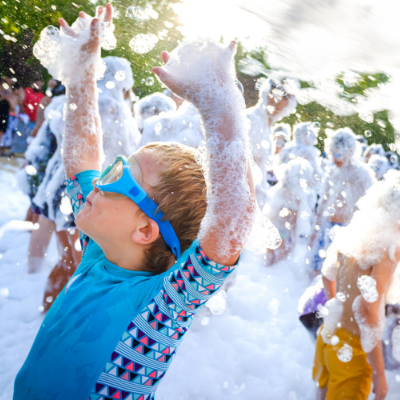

{"left": 14, "top": 170, "right": 238, "bottom": 400}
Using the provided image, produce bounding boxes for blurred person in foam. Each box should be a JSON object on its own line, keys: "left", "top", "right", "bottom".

{"left": 385, "top": 151, "right": 399, "bottom": 170}
{"left": 265, "top": 123, "right": 291, "bottom": 186}
{"left": 29, "top": 78, "right": 58, "bottom": 139}
{"left": 133, "top": 91, "right": 176, "bottom": 132}
{"left": 246, "top": 77, "right": 297, "bottom": 208}
{"left": 0, "top": 81, "right": 30, "bottom": 155}
{"left": 275, "top": 121, "right": 323, "bottom": 194}
{"left": 0, "top": 78, "right": 10, "bottom": 146}
{"left": 313, "top": 170, "right": 400, "bottom": 400}
{"left": 97, "top": 56, "right": 141, "bottom": 166}
{"left": 310, "top": 128, "right": 375, "bottom": 273}
{"left": 368, "top": 154, "right": 390, "bottom": 181}
{"left": 363, "top": 143, "right": 385, "bottom": 163}
{"left": 139, "top": 100, "right": 203, "bottom": 149}
{"left": 263, "top": 158, "right": 315, "bottom": 265}
{"left": 24, "top": 77, "right": 45, "bottom": 132}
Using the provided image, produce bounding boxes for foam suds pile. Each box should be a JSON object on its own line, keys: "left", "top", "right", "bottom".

{"left": 33, "top": 14, "right": 116, "bottom": 85}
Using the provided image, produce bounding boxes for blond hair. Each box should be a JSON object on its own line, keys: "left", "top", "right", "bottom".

{"left": 138, "top": 142, "right": 207, "bottom": 274}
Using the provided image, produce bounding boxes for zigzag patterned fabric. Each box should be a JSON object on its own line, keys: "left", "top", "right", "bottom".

{"left": 89, "top": 246, "right": 236, "bottom": 400}
{"left": 66, "top": 175, "right": 90, "bottom": 256}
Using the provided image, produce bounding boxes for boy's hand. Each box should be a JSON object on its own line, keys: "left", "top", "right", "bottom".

{"left": 152, "top": 41, "right": 237, "bottom": 105}
{"left": 58, "top": 3, "right": 113, "bottom": 67}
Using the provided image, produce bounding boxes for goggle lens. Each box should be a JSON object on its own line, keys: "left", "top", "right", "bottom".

{"left": 97, "top": 155, "right": 143, "bottom": 199}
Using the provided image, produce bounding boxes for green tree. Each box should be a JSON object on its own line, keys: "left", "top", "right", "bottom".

{"left": 0, "top": 0, "right": 183, "bottom": 95}
{"left": 235, "top": 48, "right": 395, "bottom": 151}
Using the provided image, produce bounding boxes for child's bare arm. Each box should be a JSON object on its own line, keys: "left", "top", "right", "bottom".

{"left": 353, "top": 249, "right": 398, "bottom": 399}
{"left": 153, "top": 42, "right": 257, "bottom": 266}
{"left": 367, "top": 344, "right": 388, "bottom": 400}
{"left": 358, "top": 250, "right": 397, "bottom": 326}
{"left": 322, "top": 276, "right": 335, "bottom": 300}
{"left": 57, "top": 5, "right": 113, "bottom": 178}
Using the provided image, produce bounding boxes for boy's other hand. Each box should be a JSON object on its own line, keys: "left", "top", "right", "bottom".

{"left": 151, "top": 41, "right": 237, "bottom": 105}
{"left": 58, "top": 3, "right": 113, "bottom": 58}
{"left": 372, "top": 372, "right": 388, "bottom": 400}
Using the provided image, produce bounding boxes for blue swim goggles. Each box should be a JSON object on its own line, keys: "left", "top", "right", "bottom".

{"left": 96, "top": 155, "right": 181, "bottom": 259}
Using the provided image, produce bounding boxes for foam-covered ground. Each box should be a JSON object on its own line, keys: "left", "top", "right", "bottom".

{"left": 0, "top": 159, "right": 399, "bottom": 400}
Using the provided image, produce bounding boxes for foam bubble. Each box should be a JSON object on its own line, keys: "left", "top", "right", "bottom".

{"left": 59, "top": 196, "right": 73, "bottom": 215}
{"left": 114, "top": 70, "right": 125, "bottom": 81}
{"left": 205, "top": 290, "right": 227, "bottom": 315}
{"left": 105, "top": 81, "right": 115, "bottom": 89}
{"left": 129, "top": 34, "right": 158, "bottom": 54}
{"left": 353, "top": 295, "right": 385, "bottom": 353}
{"left": 126, "top": 6, "right": 158, "bottom": 22}
{"left": 25, "top": 165, "right": 37, "bottom": 176}
{"left": 337, "top": 343, "right": 353, "bottom": 362}
{"left": 321, "top": 297, "right": 343, "bottom": 344}
{"left": 357, "top": 275, "right": 379, "bottom": 303}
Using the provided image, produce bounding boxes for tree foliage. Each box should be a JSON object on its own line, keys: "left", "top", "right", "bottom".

{"left": 0, "top": 0, "right": 182, "bottom": 95}
{"left": 0, "top": 0, "right": 395, "bottom": 151}
{"left": 236, "top": 48, "right": 395, "bottom": 151}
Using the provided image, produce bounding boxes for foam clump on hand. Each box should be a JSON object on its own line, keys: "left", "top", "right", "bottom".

{"left": 161, "top": 39, "right": 280, "bottom": 257}
{"left": 33, "top": 14, "right": 116, "bottom": 85}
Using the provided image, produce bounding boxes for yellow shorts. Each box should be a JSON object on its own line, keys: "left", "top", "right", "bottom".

{"left": 313, "top": 326, "right": 372, "bottom": 400}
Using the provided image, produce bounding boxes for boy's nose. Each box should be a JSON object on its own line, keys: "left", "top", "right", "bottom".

{"left": 92, "top": 178, "right": 99, "bottom": 192}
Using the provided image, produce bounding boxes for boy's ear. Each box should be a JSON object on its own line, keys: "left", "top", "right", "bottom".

{"left": 131, "top": 218, "right": 160, "bottom": 245}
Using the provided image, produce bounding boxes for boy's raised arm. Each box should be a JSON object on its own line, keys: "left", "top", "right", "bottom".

{"left": 57, "top": 4, "right": 113, "bottom": 178}
{"left": 153, "top": 41, "right": 257, "bottom": 266}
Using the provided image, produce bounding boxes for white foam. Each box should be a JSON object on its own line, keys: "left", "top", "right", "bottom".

{"left": 357, "top": 275, "right": 379, "bottom": 303}
{"left": 321, "top": 297, "right": 344, "bottom": 345}
{"left": 336, "top": 343, "right": 353, "bottom": 363}
{"left": 134, "top": 92, "right": 176, "bottom": 131}
{"left": 140, "top": 101, "right": 203, "bottom": 149}
{"left": 33, "top": 14, "right": 116, "bottom": 85}
{"left": 353, "top": 295, "right": 385, "bottom": 353}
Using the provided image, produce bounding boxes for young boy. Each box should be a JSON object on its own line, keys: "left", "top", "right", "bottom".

{"left": 311, "top": 128, "right": 375, "bottom": 272}
{"left": 313, "top": 170, "right": 400, "bottom": 400}
{"left": 14, "top": 4, "right": 259, "bottom": 400}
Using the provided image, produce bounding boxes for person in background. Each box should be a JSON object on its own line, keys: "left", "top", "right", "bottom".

{"left": 314, "top": 170, "right": 400, "bottom": 400}
{"left": 246, "top": 78, "right": 297, "bottom": 208}
{"left": 368, "top": 154, "right": 390, "bottom": 181}
{"left": 363, "top": 143, "right": 385, "bottom": 163}
{"left": 29, "top": 78, "right": 58, "bottom": 139}
{"left": 266, "top": 123, "right": 291, "bottom": 186}
{"left": 0, "top": 82, "right": 30, "bottom": 155}
{"left": 0, "top": 78, "right": 10, "bottom": 147}
{"left": 310, "top": 128, "right": 375, "bottom": 273}
{"left": 133, "top": 92, "right": 176, "bottom": 132}
{"left": 24, "top": 78, "right": 44, "bottom": 133}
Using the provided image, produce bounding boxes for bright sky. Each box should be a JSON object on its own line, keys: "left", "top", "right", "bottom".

{"left": 172, "top": 0, "right": 267, "bottom": 50}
